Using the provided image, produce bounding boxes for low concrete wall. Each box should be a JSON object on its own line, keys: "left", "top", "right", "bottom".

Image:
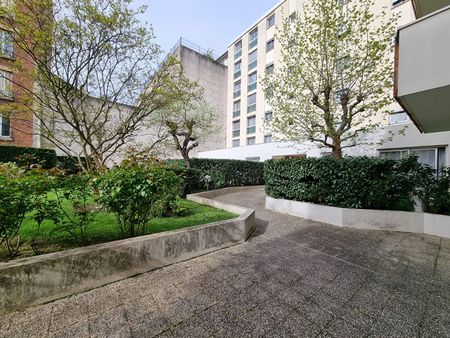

{"left": 266, "top": 196, "right": 450, "bottom": 238}
{"left": 0, "top": 189, "right": 255, "bottom": 315}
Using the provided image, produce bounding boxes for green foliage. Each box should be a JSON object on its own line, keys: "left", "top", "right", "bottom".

{"left": 57, "top": 156, "right": 86, "bottom": 174}
{"left": 261, "top": 0, "right": 398, "bottom": 158}
{"left": 95, "top": 166, "right": 182, "bottom": 238}
{"left": 188, "top": 158, "right": 265, "bottom": 191}
{"left": 53, "top": 175, "right": 95, "bottom": 244}
{"left": 420, "top": 168, "right": 450, "bottom": 216}
{"left": 0, "top": 167, "right": 58, "bottom": 256}
{"left": 264, "top": 156, "right": 432, "bottom": 211}
{"left": 0, "top": 145, "right": 57, "bottom": 169}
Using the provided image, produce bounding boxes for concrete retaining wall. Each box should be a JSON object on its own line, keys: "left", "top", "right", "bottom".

{"left": 266, "top": 196, "right": 450, "bottom": 238}
{"left": 0, "top": 189, "right": 255, "bottom": 315}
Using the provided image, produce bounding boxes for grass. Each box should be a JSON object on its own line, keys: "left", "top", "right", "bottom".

{"left": 0, "top": 199, "right": 237, "bottom": 262}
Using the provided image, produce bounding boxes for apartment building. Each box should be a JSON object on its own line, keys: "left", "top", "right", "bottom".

{"left": 0, "top": 0, "right": 38, "bottom": 148}
{"left": 196, "top": 0, "right": 450, "bottom": 171}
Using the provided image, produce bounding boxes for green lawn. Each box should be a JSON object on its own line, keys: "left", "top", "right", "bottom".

{"left": 1, "top": 199, "right": 237, "bottom": 261}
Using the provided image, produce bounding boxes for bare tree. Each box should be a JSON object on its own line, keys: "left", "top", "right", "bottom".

{"left": 261, "top": 0, "right": 398, "bottom": 159}
{"left": 1, "top": 0, "right": 192, "bottom": 170}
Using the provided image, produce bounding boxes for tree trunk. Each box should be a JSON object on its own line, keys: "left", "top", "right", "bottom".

{"left": 331, "top": 137, "right": 343, "bottom": 159}
{"left": 181, "top": 151, "right": 191, "bottom": 168}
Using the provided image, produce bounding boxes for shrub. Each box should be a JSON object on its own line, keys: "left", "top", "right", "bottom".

{"left": 53, "top": 174, "right": 95, "bottom": 244}
{"left": 264, "top": 156, "right": 429, "bottom": 211}
{"left": 171, "top": 158, "right": 264, "bottom": 192}
{"left": 0, "top": 166, "right": 57, "bottom": 256}
{"left": 421, "top": 168, "right": 450, "bottom": 216}
{"left": 0, "top": 145, "right": 57, "bottom": 169}
{"left": 95, "top": 166, "right": 182, "bottom": 238}
{"left": 57, "top": 156, "right": 86, "bottom": 174}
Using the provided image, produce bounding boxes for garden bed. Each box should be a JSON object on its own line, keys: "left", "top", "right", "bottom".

{"left": 0, "top": 199, "right": 236, "bottom": 262}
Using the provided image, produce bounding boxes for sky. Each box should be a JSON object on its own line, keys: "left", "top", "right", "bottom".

{"left": 132, "top": 0, "right": 280, "bottom": 57}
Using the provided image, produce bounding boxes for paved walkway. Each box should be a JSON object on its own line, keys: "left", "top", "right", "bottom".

{"left": 1, "top": 187, "right": 450, "bottom": 338}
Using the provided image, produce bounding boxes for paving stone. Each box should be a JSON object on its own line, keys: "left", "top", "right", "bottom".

{"left": 168, "top": 315, "right": 211, "bottom": 338}
{"left": 3, "top": 187, "right": 450, "bottom": 338}
{"left": 48, "top": 319, "right": 90, "bottom": 338}
{"left": 89, "top": 306, "right": 131, "bottom": 338}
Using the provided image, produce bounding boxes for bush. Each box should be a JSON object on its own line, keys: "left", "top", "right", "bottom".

{"left": 177, "top": 159, "right": 264, "bottom": 192}
{"left": 0, "top": 145, "right": 57, "bottom": 169}
{"left": 95, "top": 166, "right": 182, "bottom": 238}
{"left": 0, "top": 166, "right": 57, "bottom": 256}
{"left": 53, "top": 174, "right": 94, "bottom": 244}
{"left": 57, "top": 156, "right": 86, "bottom": 174}
{"left": 264, "top": 156, "right": 429, "bottom": 211}
{"left": 421, "top": 168, "right": 450, "bottom": 216}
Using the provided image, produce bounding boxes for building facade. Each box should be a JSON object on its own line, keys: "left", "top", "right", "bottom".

{"left": 195, "top": 0, "right": 450, "bottom": 171}
{"left": 0, "top": 1, "right": 38, "bottom": 148}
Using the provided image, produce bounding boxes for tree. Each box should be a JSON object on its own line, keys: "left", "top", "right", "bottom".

{"left": 261, "top": 0, "right": 398, "bottom": 159}
{"left": 1, "top": 0, "right": 192, "bottom": 170}
{"left": 142, "top": 61, "right": 218, "bottom": 168}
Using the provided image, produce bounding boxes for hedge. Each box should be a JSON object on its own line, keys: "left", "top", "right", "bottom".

{"left": 264, "top": 156, "right": 435, "bottom": 212}
{"left": 57, "top": 156, "right": 87, "bottom": 174}
{"left": 169, "top": 158, "right": 264, "bottom": 194}
{"left": 0, "top": 145, "right": 57, "bottom": 169}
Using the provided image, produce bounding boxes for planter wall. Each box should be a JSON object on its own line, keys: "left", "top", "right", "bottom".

{"left": 266, "top": 196, "right": 450, "bottom": 238}
{"left": 0, "top": 188, "right": 255, "bottom": 315}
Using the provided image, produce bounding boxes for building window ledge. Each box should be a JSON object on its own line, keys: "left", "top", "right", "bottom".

{"left": 0, "top": 136, "right": 13, "bottom": 141}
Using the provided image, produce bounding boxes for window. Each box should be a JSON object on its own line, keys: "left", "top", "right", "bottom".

{"left": 247, "top": 137, "right": 256, "bottom": 146}
{"left": 248, "top": 72, "right": 257, "bottom": 92}
{"left": 249, "top": 28, "right": 258, "bottom": 49}
{"left": 246, "top": 156, "right": 260, "bottom": 162}
{"left": 0, "top": 114, "right": 10, "bottom": 137}
{"left": 233, "top": 100, "right": 241, "bottom": 118}
{"left": 338, "top": 0, "right": 350, "bottom": 5}
{"left": 392, "top": 0, "right": 408, "bottom": 6}
{"left": 265, "top": 110, "right": 273, "bottom": 121}
{"left": 267, "top": 14, "right": 275, "bottom": 29}
{"left": 234, "top": 61, "right": 241, "bottom": 79}
{"left": 248, "top": 50, "right": 257, "bottom": 71}
{"left": 264, "top": 135, "right": 272, "bottom": 143}
{"left": 232, "top": 139, "right": 240, "bottom": 148}
{"left": 234, "top": 40, "right": 242, "bottom": 59}
{"left": 247, "top": 93, "right": 256, "bottom": 113}
{"left": 389, "top": 111, "right": 410, "bottom": 125}
{"left": 266, "top": 63, "right": 274, "bottom": 75}
{"left": 0, "top": 70, "right": 12, "bottom": 99}
{"left": 380, "top": 147, "right": 447, "bottom": 176}
{"left": 232, "top": 120, "right": 240, "bottom": 138}
{"left": 0, "top": 30, "right": 13, "bottom": 58}
{"left": 266, "top": 39, "right": 275, "bottom": 52}
{"left": 233, "top": 81, "right": 241, "bottom": 98}
{"left": 247, "top": 116, "right": 256, "bottom": 134}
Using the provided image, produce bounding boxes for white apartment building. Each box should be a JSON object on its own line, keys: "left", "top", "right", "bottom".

{"left": 195, "top": 0, "right": 450, "bottom": 172}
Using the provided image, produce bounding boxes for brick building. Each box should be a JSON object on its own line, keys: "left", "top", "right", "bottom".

{"left": 0, "top": 0, "right": 37, "bottom": 148}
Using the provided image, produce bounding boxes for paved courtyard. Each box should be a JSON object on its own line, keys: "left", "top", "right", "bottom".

{"left": 1, "top": 187, "right": 450, "bottom": 338}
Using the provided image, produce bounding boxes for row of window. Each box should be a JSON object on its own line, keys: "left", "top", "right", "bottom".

{"left": 234, "top": 13, "right": 275, "bottom": 60}
{"left": 232, "top": 134, "right": 273, "bottom": 148}
{"left": 380, "top": 147, "right": 446, "bottom": 176}
{"left": 233, "top": 39, "right": 274, "bottom": 78}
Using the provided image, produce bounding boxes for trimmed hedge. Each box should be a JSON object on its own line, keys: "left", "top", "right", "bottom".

{"left": 264, "top": 156, "right": 429, "bottom": 212}
{"left": 0, "top": 145, "right": 57, "bottom": 169}
{"left": 190, "top": 158, "right": 264, "bottom": 191}
{"left": 169, "top": 158, "right": 264, "bottom": 194}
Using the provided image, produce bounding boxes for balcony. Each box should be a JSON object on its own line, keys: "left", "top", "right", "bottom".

{"left": 394, "top": 5, "right": 450, "bottom": 133}
{"left": 412, "top": 0, "right": 450, "bottom": 18}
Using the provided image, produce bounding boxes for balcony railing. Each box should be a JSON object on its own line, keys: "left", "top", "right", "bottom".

{"left": 249, "top": 38, "right": 258, "bottom": 50}
{"left": 248, "top": 82, "right": 257, "bottom": 92}
{"left": 394, "top": 5, "right": 450, "bottom": 132}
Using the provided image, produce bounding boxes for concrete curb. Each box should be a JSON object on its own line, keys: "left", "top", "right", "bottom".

{"left": 0, "top": 189, "right": 256, "bottom": 315}
{"left": 266, "top": 196, "right": 450, "bottom": 238}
